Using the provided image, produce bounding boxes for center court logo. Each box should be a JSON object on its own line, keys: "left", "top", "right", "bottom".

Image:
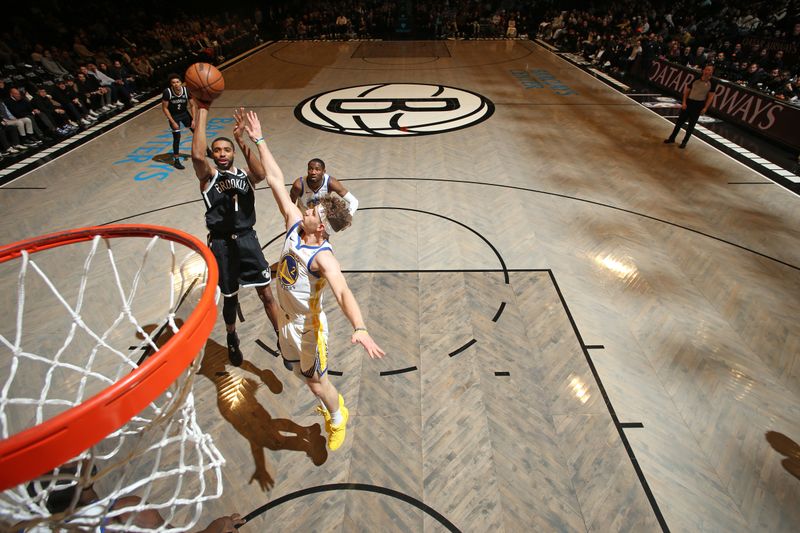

{"left": 294, "top": 83, "right": 494, "bottom": 137}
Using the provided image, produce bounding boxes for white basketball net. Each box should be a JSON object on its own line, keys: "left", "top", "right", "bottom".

{"left": 0, "top": 233, "right": 223, "bottom": 532}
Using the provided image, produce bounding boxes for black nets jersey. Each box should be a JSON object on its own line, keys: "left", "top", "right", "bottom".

{"left": 162, "top": 86, "right": 190, "bottom": 116}
{"left": 202, "top": 167, "right": 257, "bottom": 234}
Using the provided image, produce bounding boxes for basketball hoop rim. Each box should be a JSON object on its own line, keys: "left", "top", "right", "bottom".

{"left": 0, "top": 224, "right": 218, "bottom": 492}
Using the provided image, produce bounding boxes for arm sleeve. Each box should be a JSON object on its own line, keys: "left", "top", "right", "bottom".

{"left": 343, "top": 191, "right": 358, "bottom": 215}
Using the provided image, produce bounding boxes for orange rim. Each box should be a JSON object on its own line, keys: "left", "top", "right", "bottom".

{"left": 0, "top": 225, "right": 218, "bottom": 491}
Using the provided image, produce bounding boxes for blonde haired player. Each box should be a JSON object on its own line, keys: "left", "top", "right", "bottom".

{"left": 239, "top": 108, "right": 384, "bottom": 451}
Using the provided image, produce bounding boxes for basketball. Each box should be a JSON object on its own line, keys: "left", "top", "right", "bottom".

{"left": 184, "top": 62, "right": 225, "bottom": 103}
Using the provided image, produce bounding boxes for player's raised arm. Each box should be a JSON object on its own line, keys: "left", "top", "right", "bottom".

{"left": 190, "top": 98, "right": 214, "bottom": 183}
{"left": 233, "top": 107, "right": 266, "bottom": 184}
{"left": 314, "top": 250, "right": 385, "bottom": 359}
{"left": 242, "top": 110, "right": 301, "bottom": 228}
{"left": 188, "top": 94, "right": 197, "bottom": 129}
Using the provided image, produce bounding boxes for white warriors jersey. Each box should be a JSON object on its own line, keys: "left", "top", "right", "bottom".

{"left": 277, "top": 220, "right": 333, "bottom": 317}
{"left": 297, "top": 173, "right": 330, "bottom": 208}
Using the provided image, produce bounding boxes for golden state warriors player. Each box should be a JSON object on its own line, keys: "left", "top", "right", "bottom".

{"left": 289, "top": 158, "right": 358, "bottom": 214}
{"left": 239, "top": 108, "right": 385, "bottom": 451}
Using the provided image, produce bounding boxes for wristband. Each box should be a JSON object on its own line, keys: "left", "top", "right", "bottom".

{"left": 353, "top": 327, "right": 368, "bottom": 334}
{"left": 254, "top": 137, "right": 265, "bottom": 145}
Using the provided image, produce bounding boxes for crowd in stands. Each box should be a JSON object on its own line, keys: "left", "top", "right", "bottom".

{"left": 538, "top": 0, "right": 800, "bottom": 104}
{"left": 1, "top": 2, "right": 260, "bottom": 167}
{"left": 4, "top": 0, "right": 798, "bottom": 167}
{"left": 264, "top": 0, "right": 545, "bottom": 41}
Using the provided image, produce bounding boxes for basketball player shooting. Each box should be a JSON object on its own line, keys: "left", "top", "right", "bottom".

{"left": 190, "top": 97, "right": 281, "bottom": 367}
{"left": 240, "top": 108, "right": 385, "bottom": 451}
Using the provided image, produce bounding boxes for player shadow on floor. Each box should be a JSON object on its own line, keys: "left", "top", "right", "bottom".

{"left": 198, "top": 339, "right": 328, "bottom": 491}
{"left": 766, "top": 431, "right": 800, "bottom": 480}
{"left": 152, "top": 153, "right": 188, "bottom": 164}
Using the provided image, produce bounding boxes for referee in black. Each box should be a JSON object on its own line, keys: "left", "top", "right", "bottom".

{"left": 664, "top": 64, "right": 717, "bottom": 149}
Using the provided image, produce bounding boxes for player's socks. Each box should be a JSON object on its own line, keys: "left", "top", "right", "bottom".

{"left": 316, "top": 394, "right": 344, "bottom": 433}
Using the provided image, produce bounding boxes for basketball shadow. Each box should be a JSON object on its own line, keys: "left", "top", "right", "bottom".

{"left": 198, "top": 339, "right": 328, "bottom": 491}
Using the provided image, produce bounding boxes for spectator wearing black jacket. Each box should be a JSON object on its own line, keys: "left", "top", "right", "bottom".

{"left": 51, "top": 79, "right": 96, "bottom": 126}
{"left": 1, "top": 100, "right": 41, "bottom": 147}
{"left": 5, "top": 87, "right": 53, "bottom": 139}
{"left": 78, "top": 66, "right": 113, "bottom": 111}
{"left": 739, "top": 63, "right": 767, "bottom": 89}
{"left": 108, "top": 60, "right": 139, "bottom": 103}
{"left": 30, "top": 87, "right": 70, "bottom": 129}
{"left": 774, "top": 80, "right": 798, "bottom": 103}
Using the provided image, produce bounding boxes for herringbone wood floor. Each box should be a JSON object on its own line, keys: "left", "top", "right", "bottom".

{"left": 1, "top": 41, "right": 799, "bottom": 532}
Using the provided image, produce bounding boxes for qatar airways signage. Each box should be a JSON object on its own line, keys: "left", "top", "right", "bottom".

{"left": 648, "top": 59, "right": 799, "bottom": 150}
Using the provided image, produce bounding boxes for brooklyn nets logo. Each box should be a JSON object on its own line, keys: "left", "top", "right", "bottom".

{"left": 294, "top": 83, "right": 495, "bottom": 137}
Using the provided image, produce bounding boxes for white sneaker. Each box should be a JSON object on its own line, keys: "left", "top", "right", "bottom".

{"left": 68, "top": 120, "right": 79, "bottom": 127}
{"left": 130, "top": 97, "right": 139, "bottom": 104}
{"left": 114, "top": 101, "right": 124, "bottom": 108}
{"left": 88, "top": 111, "right": 99, "bottom": 118}
{"left": 6, "top": 146, "right": 20, "bottom": 154}
{"left": 101, "top": 105, "right": 112, "bottom": 111}
{"left": 80, "top": 119, "right": 92, "bottom": 126}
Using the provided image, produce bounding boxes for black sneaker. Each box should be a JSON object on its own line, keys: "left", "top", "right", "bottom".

{"left": 174, "top": 158, "right": 185, "bottom": 169}
{"left": 663, "top": 138, "right": 674, "bottom": 144}
{"left": 227, "top": 332, "right": 243, "bottom": 366}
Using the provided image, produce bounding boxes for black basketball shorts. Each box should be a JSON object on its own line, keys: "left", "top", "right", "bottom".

{"left": 171, "top": 112, "right": 193, "bottom": 130}
{"left": 208, "top": 229, "right": 271, "bottom": 297}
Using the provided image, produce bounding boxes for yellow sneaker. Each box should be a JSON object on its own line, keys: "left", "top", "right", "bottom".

{"left": 316, "top": 405, "right": 331, "bottom": 433}
{"left": 315, "top": 394, "right": 344, "bottom": 433}
{"left": 327, "top": 405, "right": 349, "bottom": 451}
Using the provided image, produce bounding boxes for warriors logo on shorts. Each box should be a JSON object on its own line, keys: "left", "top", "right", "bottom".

{"left": 278, "top": 253, "right": 301, "bottom": 287}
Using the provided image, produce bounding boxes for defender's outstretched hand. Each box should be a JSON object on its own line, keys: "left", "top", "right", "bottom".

{"left": 352, "top": 330, "right": 385, "bottom": 359}
{"left": 243, "top": 110, "right": 264, "bottom": 142}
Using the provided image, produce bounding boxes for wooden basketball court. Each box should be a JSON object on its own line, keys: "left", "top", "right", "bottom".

{"left": 1, "top": 40, "right": 799, "bottom": 532}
